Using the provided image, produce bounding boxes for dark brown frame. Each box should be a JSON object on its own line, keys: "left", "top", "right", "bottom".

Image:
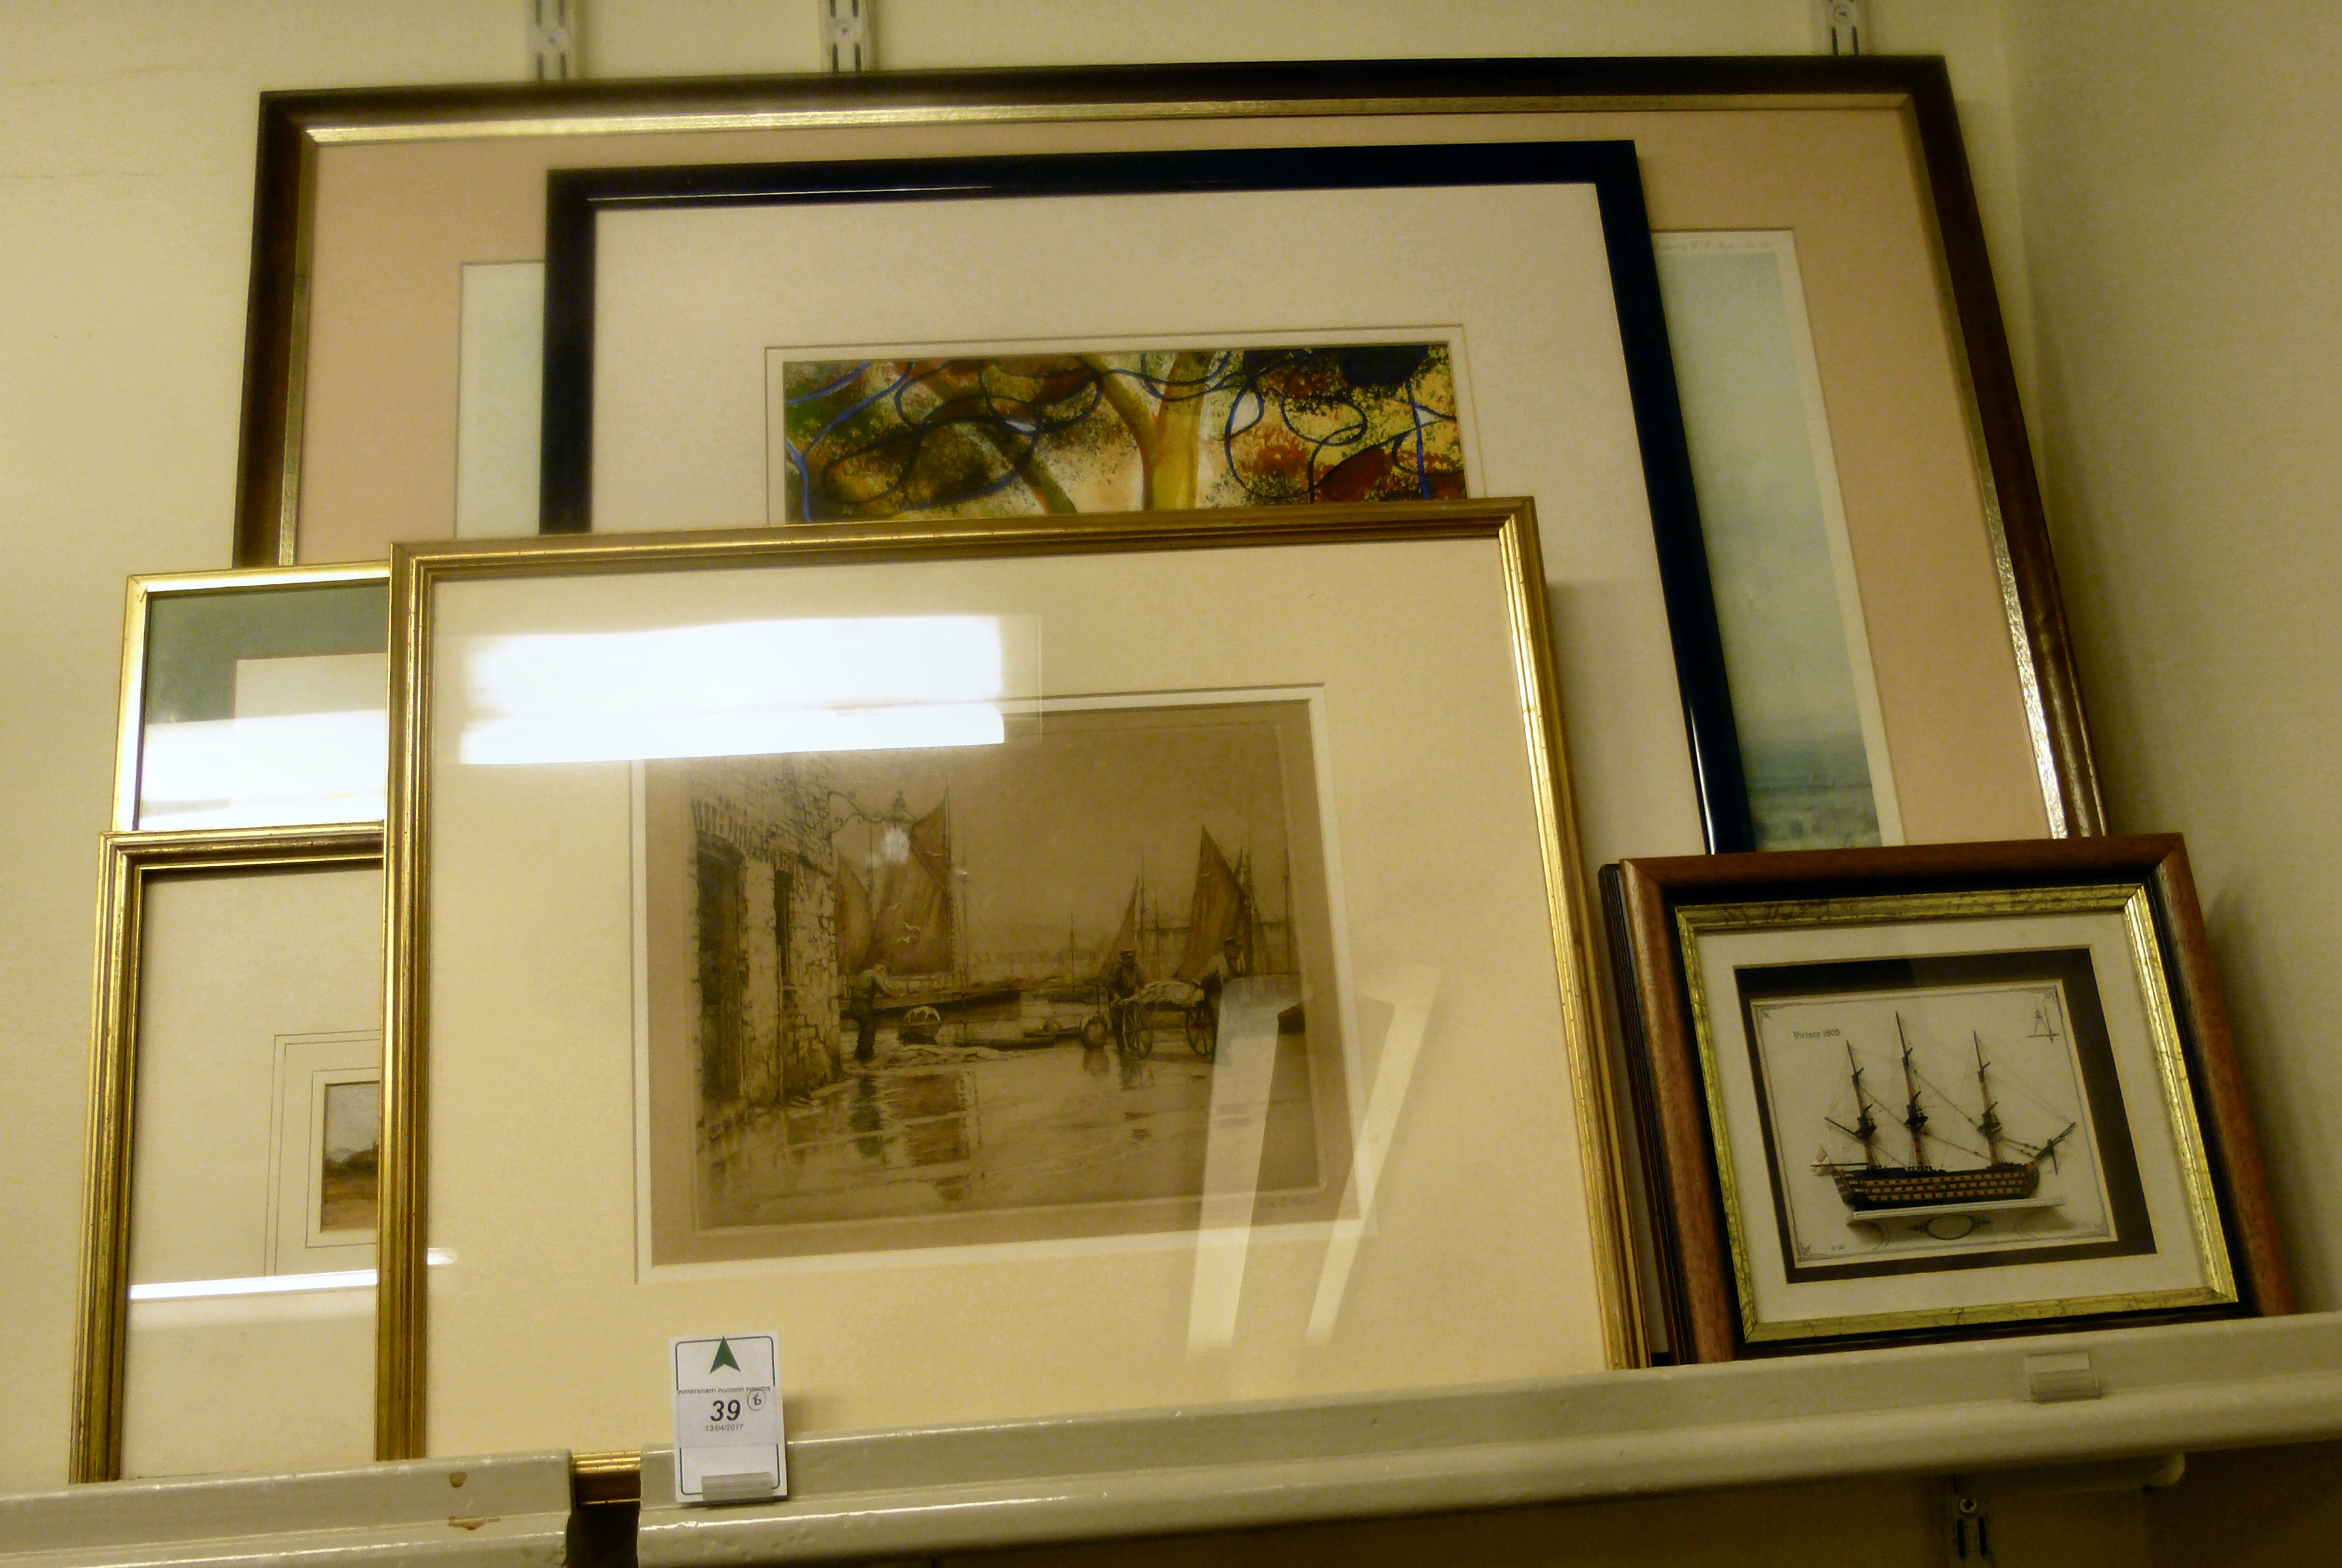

{"left": 233, "top": 57, "right": 2104, "bottom": 843}
{"left": 1601, "top": 835, "right": 2290, "bottom": 1361}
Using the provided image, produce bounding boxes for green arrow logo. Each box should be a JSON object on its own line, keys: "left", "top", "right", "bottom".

{"left": 710, "top": 1338, "right": 741, "bottom": 1374}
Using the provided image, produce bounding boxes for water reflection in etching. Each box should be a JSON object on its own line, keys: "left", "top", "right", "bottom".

{"left": 649, "top": 699, "right": 1347, "bottom": 1259}
{"left": 700, "top": 996, "right": 1319, "bottom": 1231}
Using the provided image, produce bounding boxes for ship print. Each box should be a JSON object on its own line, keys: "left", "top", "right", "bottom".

{"left": 1745, "top": 966, "right": 2142, "bottom": 1271}
{"left": 1814, "top": 1013, "right": 2079, "bottom": 1213}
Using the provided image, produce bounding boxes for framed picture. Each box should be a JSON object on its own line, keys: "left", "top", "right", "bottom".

{"left": 379, "top": 497, "right": 1633, "bottom": 1460}
{"left": 637, "top": 696, "right": 1355, "bottom": 1265}
{"left": 112, "top": 565, "right": 389, "bottom": 832}
{"left": 1601, "top": 837, "right": 2290, "bottom": 1359}
{"left": 265, "top": 1031, "right": 382, "bottom": 1274}
{"left": 73, "top": 826, "right": 384, "bottom": 1483}
{"left": 239, "top": 58, "right": 2095, "bottom": 864}
{"left": 536, "top": 137, "right": 1749, "bottom": 857}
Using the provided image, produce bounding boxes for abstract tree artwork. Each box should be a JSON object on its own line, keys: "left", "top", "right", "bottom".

{"left": 775, "top": 343, "right": 1466, "bottom": 523}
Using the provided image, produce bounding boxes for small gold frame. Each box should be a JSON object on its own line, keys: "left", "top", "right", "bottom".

{"left": 111, "top": 563, "right": 390, "bottom": 832}
{"left": 71, "top": 824, "right": 383, "bottom": 1483}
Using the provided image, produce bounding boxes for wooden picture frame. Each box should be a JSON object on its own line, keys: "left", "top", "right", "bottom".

{"left": 1602, "top": 836, "right": 2290, "bottom": 1361}
{"left": 236, "top": 59, "right": 2099, "bottom": 860}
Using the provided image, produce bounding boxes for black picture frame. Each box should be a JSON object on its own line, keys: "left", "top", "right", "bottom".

{"left": 535, "top": 138, "right": 1752, "bottom": 851}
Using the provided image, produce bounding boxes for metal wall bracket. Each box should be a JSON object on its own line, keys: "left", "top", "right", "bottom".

{"left": 1822, "top": 0, "right": 1868, "bottom": 56}
{"left": 820, "top": 0, "right": 874, "bottom": 72}
{"left": 529, "top": 0, "right": 579, "bottom": 82}
{"left": 1945, "top": 1485, "right": 1998, "bottom": 1565}
{"left": 1946, "top": 1453, "right": 2186, "bottom": 1563}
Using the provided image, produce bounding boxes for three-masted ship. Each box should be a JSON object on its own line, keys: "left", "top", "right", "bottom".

{"left": 1815, "top": 1014, "right": 2078, "bottom": 1213}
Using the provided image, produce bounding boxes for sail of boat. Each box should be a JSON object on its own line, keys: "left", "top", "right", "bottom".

{"left": 865, "top": 801, "right": 953, "bottom": 974}
{"left": 1096, "top": 875, "right": 1143, "bottom": 983}
{"left": 834, "top": 862, "right": 873, "bottom": 976}
{"left": 1175, "top": 828, "right": 1249, "bottom": 982}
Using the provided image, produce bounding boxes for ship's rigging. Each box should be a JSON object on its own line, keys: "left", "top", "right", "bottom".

{"left": 1811, "top": 1011, "right": 2079, "bottom": 1213}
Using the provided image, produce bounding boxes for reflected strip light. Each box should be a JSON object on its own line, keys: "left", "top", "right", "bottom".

{"left": 139, "top": 710, "right": 388, "bottom": 817}
{"left": 460, "top": 616, "right": 1008, "bottom": 765}
{"left": 128, "top": 1248, "right": 454, "bottom": 1301}
{"left": 462, "top": 701, "right": 1004, "bottom": 766}
{"left": 1306, "top": 967, "right": 1439, "bottom": 1343}
{"left": 1186, "top": 980, "right": 1290, "bottom": 1352}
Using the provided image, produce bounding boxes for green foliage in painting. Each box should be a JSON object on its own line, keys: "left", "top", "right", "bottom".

{"left": 782, "top": 344, "right": 1465, "bottom": 522}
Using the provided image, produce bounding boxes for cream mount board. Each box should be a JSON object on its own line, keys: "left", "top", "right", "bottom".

{"left": 382, "top": 500, "right": 1632, "bottom": 1460}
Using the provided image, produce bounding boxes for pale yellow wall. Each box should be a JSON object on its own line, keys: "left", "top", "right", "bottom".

{"left": 0, "top": 2, "right": 2301, "bottom": 1563}
{"left": 2143, "top": 1441, "right": 2342, "bottom": 1567}
{"left": 1989, "top": 5, "right": 2342, "bottom": 1560}
{"left": 2004, "top": 0, "right": 2342, "bottom": 1311}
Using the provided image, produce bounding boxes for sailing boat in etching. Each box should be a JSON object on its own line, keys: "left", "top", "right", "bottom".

{"left": 1814, "top": 1013, "right": 2080, "bottom": 1213}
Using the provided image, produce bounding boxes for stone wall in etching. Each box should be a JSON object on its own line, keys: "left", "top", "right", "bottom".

{"left": 688, "top": 755, "right": 841, "bottom": 1101}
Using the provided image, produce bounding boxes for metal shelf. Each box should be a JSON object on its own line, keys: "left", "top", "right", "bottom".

{"left": 9, "top": 1311, "right": 2341, "bottom": 1567}
{"left": 631, "top": 1310, "right": 2342, "bottom": 1561}
{"left": 0, "top": 1449, "right": 571, "bottom": 1568}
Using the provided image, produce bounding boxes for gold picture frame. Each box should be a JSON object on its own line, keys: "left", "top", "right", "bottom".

{"left": 72, "top": 824, "right": 384, "bottom": 1482}
{"left": 380, "top": 497, "right": 1633, "bottom": 1460}
{"left": 112, "top": 564, "right": 389, "bottom": 832}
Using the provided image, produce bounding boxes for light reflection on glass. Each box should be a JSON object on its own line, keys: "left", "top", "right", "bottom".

{"left": 127, "top": 1248, "right": 454, "bottom": 1301}
{"left": 458, "top": 616, "right": 1011, "bottom": 765}
{"left": 138, "top": 711, "right": 389, "bottom": 828}
{"left": 462, "top": 701, "right": 1006, "bottom": 766}
{"left": 1307, "top": 967, "right": 1439, "bottom": 1343}
{"left": 1186, "top": 978, "right": 1296, "bottom": 1350}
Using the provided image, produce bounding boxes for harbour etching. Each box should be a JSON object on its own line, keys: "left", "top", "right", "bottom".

{"left": 639, "top": 698, "right": 1351, "bottom": 1263}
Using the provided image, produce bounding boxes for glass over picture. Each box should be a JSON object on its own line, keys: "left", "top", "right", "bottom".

{"left": 136, "top": 580, "right": 389, "bottom": 828}
{"left": 1655, "top": 234, "right": 1900, "bottom": 851}
{"left": 772, "top": 342, "right": 1465, "bottom": 523}
{"left": 637, "top": 695, "right": 1353, "bottom": 1265}
{"left": 1738, "top": 948, "right": 2153, "bottom": 1281}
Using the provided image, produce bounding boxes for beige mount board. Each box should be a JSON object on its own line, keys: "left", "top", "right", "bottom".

{"left": 248, "top": 62, "right": 2084, "bottom": 869}
{"left": 382, "top": 502, "right": 1627, "bottom": 1460}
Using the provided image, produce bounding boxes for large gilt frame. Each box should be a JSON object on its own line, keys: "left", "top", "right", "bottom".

{"left": 380, "top": 497, "right": 1631, "bottom": 1460}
